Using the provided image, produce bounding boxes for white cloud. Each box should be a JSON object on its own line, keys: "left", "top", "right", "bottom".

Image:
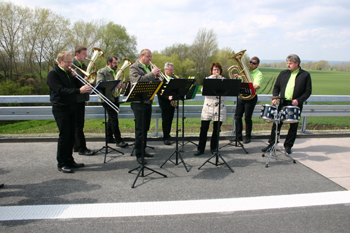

{"left": 7, "top": 0, "right": 350, "bottom": 61}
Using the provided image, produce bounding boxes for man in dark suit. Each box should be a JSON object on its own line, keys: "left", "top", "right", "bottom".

{"left": 72, "top": 45, "right": 95, "bottom": 156}
{"left": 262, "top": 54, "right": 312, "bottom": 154}
{"left": 47, "top": 51, "right": 92, "bottom": 173}
{"left": 129, "top": 49, "right": 161, "bottom": 164}
{"left": 158, "top": 62, "right": 176, "bottom": 145}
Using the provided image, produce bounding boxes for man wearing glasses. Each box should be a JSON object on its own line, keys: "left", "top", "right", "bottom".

{"left": 47, "top": 51, "right": 92, "bottom": 173}
{"left": 234, "top": 56, "right": 263, "bottom": 144}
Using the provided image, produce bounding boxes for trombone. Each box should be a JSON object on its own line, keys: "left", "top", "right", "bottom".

{"left": 55, "top": 59, "right": 120, "bottom": 114}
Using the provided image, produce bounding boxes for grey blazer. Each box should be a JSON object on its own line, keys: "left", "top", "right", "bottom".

{"left": 129, "top": 60, "right": 158, "bottom": 104}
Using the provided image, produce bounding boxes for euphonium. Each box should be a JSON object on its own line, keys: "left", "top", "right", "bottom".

{"left": 228, "top": 50, "right": 255, "bottom": 100}
{"left": 112, "top": 58, "right": 133, "bottom": 97}
{"left": 71, "top": 47, "right": 104, "bottom": 85}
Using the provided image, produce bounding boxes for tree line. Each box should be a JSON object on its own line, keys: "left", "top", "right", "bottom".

{"left": 1, "top": 2, "right": 347, "bottom": 96}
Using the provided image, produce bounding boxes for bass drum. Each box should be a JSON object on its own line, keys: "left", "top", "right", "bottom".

{"left": 281, "top": 106, "right": 301, "bottom": 123}
{"left": 260, "top": 104, "right": 276, "bottom": 122}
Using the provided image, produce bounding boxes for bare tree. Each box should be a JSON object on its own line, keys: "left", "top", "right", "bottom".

{"left": 190, "top": 27, "right": 218, "bottom": 80}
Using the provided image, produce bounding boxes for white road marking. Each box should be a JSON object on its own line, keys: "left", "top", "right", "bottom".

{"left": 1, "top": 191, "right": 350, "bottom": 221}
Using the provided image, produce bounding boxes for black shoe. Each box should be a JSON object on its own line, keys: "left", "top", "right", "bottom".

{"left": 58, "top": 166, "right": 74, "bottom": 173}
{"left": 69, "top": 162, "right": 85, "bottom": 168}
{"left": 0, "top": 183, "right": 4, "bottom": 189}
{"left": 137, "top": 157, "right": 147, "bottom": 164}
{"left": 107, "top": 138, "right": 116, "bottom": 143}
{"left": 116, "top": 141, "right": 128, "bottom": 148}
{"left": 230, "top": 137, "right": 243, "bottom": 143}
{"left": 244, "top": 137, "right": 251, "bottom": 144}
{"left": 194, "top": 150, "right": 204, "bottom": 156}
{"left": 285, "top": 146, "right": 292, "bottom": 154}
{"left": 73, "top": 148, "right": 79, "bottom": 152}
{"left": 79, "top": 149, "right": 95, "bottom": 156}
{"left": 262, "top": 144, "right": 273, "bottom": 152}
{"left": 164, "top": 140, "right": 171, "bottom": 145}
{"left": 144, "top": 152, "right": 154, "bottom": 158}
{"left": 211, "top": 148, "right": 217, "bottom": 154}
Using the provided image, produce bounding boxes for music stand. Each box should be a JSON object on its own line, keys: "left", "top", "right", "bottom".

{"left": 126, "top": 81, "right": 167, "bottom": 188}
{"left": 160, "top": 79, "right": 195, "bottom": 172}
{"left": 220, "top": 82, "right": 256, "bottom": 153}
{"left": 95, "top": 80, "right": 124, "bottom": 163}
{"left": 198, "top": 79, "right": 241, "bottom": 172}
{"left": 180, "top": 85, "right": 200, "bottom": 147}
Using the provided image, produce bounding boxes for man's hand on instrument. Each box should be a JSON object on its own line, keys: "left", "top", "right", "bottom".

{"left": 80, "top": 85, "right": 92, "bottom": 94}
{"left": 271, "top": 99, "right": 278, "bottom": 106}
{"left": 253, "top": 84, "right": 260, "bottom": 90}
{"left": 292, "top": 99, "right": 299, "bottom": 106}
{"left": 152, "top": 67, "right": 161, "bottom": 78}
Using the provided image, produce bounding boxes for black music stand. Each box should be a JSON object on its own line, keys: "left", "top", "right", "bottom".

{"left": 180, "top": 85, "right": 200, "bottom": 147}
{"left": 160, "top": 79, "right": 195, "bottom": 172}
{"left": 220, "top": 82, "right": 256, "bottom": 153}
{"left": 95, "top": 80, "right": 124, "bottom": 163}
{"left": 198, "top": 79, "right": 241, "bottom": 172}
{"left": 126, "top": 81, "right": 167, "bottom": 188}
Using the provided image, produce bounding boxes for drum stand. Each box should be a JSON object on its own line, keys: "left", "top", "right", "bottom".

{"left": 262, "top": 109, "right": 296, "bottom": 168}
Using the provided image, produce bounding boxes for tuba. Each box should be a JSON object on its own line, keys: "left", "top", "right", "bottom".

{"left": 71, "top": 47, "right": 104, "bottom": 85}
{"left": 228, "top": 50, "right": 255, "bottom": 100}
{"left": 112, "top": 58, "right": 133, "bottom": 97}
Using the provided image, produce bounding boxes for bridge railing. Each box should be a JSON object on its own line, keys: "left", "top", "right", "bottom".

{"left": 1, "top": 95, "right": 350, "bottom": 135}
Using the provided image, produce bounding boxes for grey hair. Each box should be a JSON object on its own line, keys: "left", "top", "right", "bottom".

{"left": 164, "top": 62, "right": 174, "bottom": 70}
{"left": 286, "top": 54, "right": 301, "bottom": 66}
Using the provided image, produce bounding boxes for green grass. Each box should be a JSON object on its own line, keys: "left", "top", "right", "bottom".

{"left": 1, "top": 68, "right": 349, "bottom": 134}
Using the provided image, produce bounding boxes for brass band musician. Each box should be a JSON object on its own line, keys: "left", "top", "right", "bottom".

{"left": 129, "top": 49, "right": 161, "bottom": 164}
{"left": 158, "top": 62, "right": 176, "bottom": 145}
{"left": 96, "top": 55, "right": 128, "bottom": 148}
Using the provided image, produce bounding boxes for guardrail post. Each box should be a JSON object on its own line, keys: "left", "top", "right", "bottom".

{"left": 155, "top": 117, "right": 159, "bottom": 137}
{"left": 301, "top": 101, "right": 311, "bottom": 134}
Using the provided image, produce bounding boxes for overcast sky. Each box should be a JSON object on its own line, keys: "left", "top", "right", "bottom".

{"left": 10, "top": 0, "right": 350, "bottom": 62}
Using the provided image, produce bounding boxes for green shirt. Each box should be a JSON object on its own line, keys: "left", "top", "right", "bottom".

{"left": 108, "top": 66, "right": 116, "bottom": 77}
{"left": 251, "top": 68, "right": 263, "bottom": 94}
{"left": 140, "top": 61, "right": 151, "bottom": 73}
{"left": 285, "top": 68, "right": 300, "bottom": 100}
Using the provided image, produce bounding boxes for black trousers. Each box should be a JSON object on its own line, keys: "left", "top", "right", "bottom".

{"left": 73, "top": 101, "right": 87, "bottom": 152}
{"left": 235, "top": 95, "right": 257, "bottom": 139}
{"left": 198, "top": 120, "right": 223, "bottom": 152}
{"left": 131, "top": 102, "right": 152, "bottom": 158}
{"left": 52, "top": 104, "right": 77, "bottom": 167}
{"left": 158, "top": 95, "right": 175, "bottom": 140}
{"left": 103, "top": 102, "right": 122, "bottom": 142}
{"left": 268, "top": 101, "right": 301, "bottom": 148}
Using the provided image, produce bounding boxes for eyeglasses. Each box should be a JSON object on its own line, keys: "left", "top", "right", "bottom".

{"left": 249, "top": 61, "right": 257, "bottom": 65}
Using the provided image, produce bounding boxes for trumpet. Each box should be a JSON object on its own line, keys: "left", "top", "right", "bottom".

{"left": 71, "top": 47, "right": 104, "bottom": 85}
{"left": 56, "top": 59, "right": 120, "bottom": 113}
{"left": 149, "top": 61, "right": 170, "bottom": 83}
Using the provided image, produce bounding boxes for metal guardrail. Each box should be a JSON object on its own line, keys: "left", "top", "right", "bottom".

{"left": 1, "top": 95, "right": 350, "bottom": 135}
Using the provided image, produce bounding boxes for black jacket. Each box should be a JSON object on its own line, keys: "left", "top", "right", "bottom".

{"left": 273, "top": 68, "right": 312, "bottom": 109}
{"left": 47, "top": 64, "right": 81, "bottom": 106}
{"left": 73, "top": 58, "right": 89, "bottom": 102}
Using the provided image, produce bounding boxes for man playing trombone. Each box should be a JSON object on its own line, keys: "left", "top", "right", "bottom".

{"left": 96, "top": 55, "right": 128, "bottom": 148}
{"left": 47, "top": 51, "right": 92, "bottom": 173}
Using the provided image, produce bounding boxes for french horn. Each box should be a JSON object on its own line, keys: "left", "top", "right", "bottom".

{"left": 112, "top": 58, "right": 133, "bottom": 97}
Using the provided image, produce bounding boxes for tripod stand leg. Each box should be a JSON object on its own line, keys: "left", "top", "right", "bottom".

{"left": 129, "top": 165, "right": 167, "bottom": 188}
{"left": 198, "top": 152, "right": 234, "bottom": 173}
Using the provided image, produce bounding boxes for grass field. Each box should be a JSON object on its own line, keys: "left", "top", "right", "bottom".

{"left": 0, "top": 68, "right": 349, "bottom": 134}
